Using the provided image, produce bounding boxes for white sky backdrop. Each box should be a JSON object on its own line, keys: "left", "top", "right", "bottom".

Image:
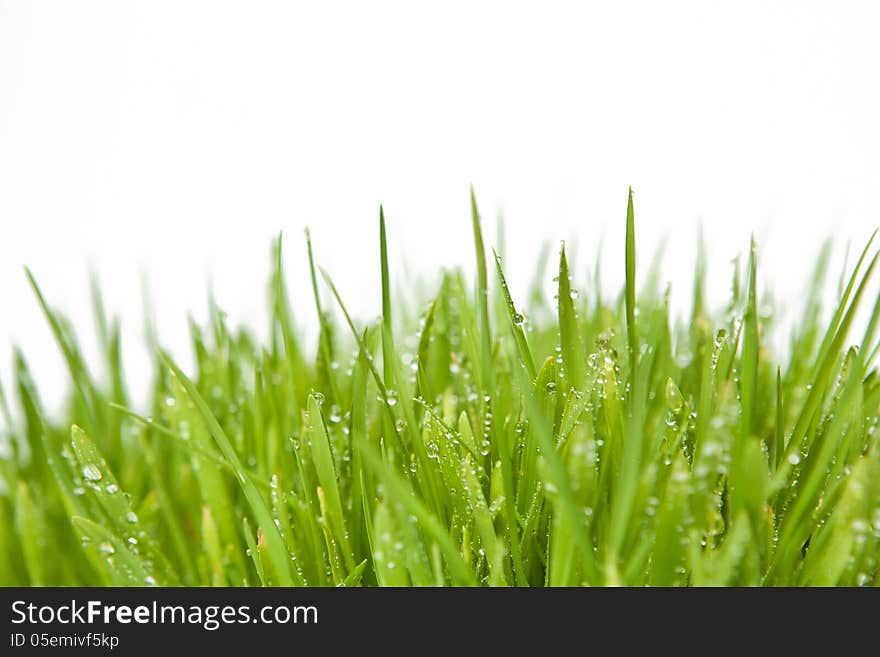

{"left": 1, "top": 1, "right": 879, "bottom": 409}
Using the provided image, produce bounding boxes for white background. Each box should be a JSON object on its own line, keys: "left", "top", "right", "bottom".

{"left": 1, "top": 1, "right": 879, "bottom": 408}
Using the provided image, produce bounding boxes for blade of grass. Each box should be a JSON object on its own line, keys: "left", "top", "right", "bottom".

{"left": 493, "top": 248, "right": 537, "bottom": 380}
{"left": 625, "top": 187, "right": 638, "bottom": 377}
{"left": 559, "top": 243, "right": 586, "bottom": 391}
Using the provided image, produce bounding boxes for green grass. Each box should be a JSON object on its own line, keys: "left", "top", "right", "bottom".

{"left": 2, "top": 190, "right": 880, "bottom": 586}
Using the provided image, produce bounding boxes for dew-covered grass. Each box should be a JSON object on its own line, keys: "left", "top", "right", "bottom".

{"left": 1, "top": 188, "right": 879, "bottom": 586}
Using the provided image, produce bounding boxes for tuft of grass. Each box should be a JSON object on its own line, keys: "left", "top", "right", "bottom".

{"left": 2, "top": 189, "right": 880, "bottom": 586}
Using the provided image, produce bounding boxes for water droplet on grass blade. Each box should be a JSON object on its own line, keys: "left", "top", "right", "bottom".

{"left": 82, "top": 464, "right": 102, "bottom": 481}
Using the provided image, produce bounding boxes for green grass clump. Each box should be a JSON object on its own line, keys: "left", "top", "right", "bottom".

{"left": 2, "top": 189, "right": 880, "bottom": 586}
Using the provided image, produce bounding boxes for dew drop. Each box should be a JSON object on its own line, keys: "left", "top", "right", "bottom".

{"left": 82, "top": 464, "right": 102, "bottom": 482}
{"left": 852, "top": 519, "right": 869, "bottom": 535}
